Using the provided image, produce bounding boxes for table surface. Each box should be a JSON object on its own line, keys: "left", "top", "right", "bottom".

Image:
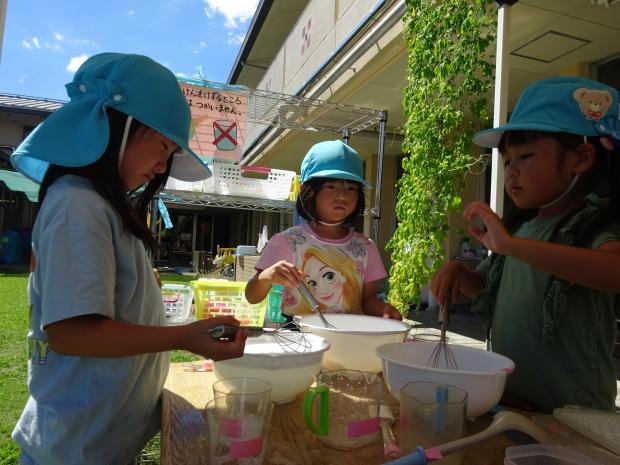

{"left": 161, "top": 362, "right": 519, "bottom": 465}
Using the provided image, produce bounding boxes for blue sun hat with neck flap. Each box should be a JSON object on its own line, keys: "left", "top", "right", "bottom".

{"left": 474, "top": 76, "right": 620, "bottom": 149}
{"left": 300, "top": 140, "right": 371, "bottom": 188}
{"left": 11, "top": 52, "right": 211, "bottom": 184}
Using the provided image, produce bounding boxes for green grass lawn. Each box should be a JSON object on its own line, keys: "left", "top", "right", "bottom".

{"left": 0, "top": 271, "right": 29, "bottom": 465}
{"left": 0, "top": 270, "right": 200, "bottom": 464}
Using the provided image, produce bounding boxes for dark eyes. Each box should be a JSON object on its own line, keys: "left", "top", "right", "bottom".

{"left": 502, "top": 153, "right": 532, "bottom": 167}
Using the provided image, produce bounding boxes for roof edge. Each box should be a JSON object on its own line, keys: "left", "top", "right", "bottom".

{"left": 227, "top": 0, "right": 274, "bottom": 84}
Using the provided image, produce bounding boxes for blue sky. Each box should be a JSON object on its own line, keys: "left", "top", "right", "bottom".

{"left": 0, "top": 0, "right": 259, "bottom": 100}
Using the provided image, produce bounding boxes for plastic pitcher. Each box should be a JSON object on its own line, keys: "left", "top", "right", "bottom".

{"left": 303, "top": 369, "right": 381, "bottom": 450}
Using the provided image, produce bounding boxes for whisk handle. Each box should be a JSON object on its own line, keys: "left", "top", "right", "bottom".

{"left": 207, "top": 324, "right": 263, "bottom": 340}
{"left": 438, "top": 295, "right": 451, "bottom": 326}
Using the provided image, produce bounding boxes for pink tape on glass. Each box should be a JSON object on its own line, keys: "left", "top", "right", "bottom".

{"left": 502, "top": 367, "right": 514, "bottom": 374}
{"left": 425, "top": 447, "right": 444, "bottom": 460}
{"left": 221, "top": 418, "right": 242, "bottom": 438}
{"left": 230, "top": 436, "right": 263, "bottom": 459}
{"left": 348, "top": 417, "right": 380, "bottom": 438}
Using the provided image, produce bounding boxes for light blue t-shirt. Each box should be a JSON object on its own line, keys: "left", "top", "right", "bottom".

{"left": 12, "top": 175, "right": 169, "bottom": 465}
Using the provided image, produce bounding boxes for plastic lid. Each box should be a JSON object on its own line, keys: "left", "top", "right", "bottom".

{"left": 553, "top": 406, "right": 620, "bottom": 456}
{"left": 504, "top": 444, "right": 604, "bottom": 465}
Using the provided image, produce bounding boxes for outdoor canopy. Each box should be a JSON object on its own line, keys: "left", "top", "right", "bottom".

{"left": 0, "top": 169, "right": 39, "bottom": 202}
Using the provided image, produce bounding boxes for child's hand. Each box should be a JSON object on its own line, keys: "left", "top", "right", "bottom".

{"left": 430, "top": 261, "right": 464, "bottom": 306}
{"left": 381, "top": 303, "right": 402, "bottom": 320}
{"left": 259, "top": 260, "right": 303, "bottom": 288}
{"left": 463, "top": 201, "right": 511, "bottom": 254}
{"left": 181, "top": 316, "right": 248, "bottom": 361}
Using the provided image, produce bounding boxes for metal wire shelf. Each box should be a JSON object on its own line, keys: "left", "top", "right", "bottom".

{"left": 160, "top": 189, "right": 295, "bottom": 213}
{"left": 179, "top": 77, "right": 383, "bottom": 135}
{"left": 246, "top": 88, "right": 382, "bottom": 134}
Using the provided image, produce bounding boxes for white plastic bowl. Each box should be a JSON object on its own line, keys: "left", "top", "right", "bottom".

{"left": 376, "top": 341, "right": 515, "bottom": 419}
{"left": 213, "top": 332, "right": 330, "bottom": 403}
{"left": 295, "top": 314, "right": 410, "bottom": 372}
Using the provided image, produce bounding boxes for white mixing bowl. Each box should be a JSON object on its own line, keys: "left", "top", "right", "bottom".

{"left": 295, "top": 314, "right": 410, "bottom": 372}
{"left": 376, "top": 341, "right": 515, "bottom": 419}
{"left": 213, "top": 332, "right": 330, "bottom": 403}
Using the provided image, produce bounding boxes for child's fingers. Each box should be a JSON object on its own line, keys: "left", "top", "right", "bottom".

{"left": 198, "top": 315, "right": 240, "bottom": 330}
{"left": 468, "top": 225, "right": 485, "bottom": 241}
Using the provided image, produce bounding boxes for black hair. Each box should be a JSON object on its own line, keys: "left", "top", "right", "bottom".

{"left": 498, "top": 130, "right": 620, "bottom": 238}
{"left": 38, "top": 107, "right": 172, "bottom": 252}
{"left": 295, "top": 177, "right": 366, "bottom": 229}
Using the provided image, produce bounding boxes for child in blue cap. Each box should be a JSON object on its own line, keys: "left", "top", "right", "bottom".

{"left": 431, "top": 76, "right": 620, "bottom": 412}
{"left": 245, "top": 140, "right": 401, "bottom": 319}
{"left": 11, "top": 53, "right": 248, "bottom": 465}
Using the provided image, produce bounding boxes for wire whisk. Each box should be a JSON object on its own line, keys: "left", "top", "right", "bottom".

{"left": 296, "top": 278, "right": 336, "bottom": 329}
{"left": 427, "top": 296, "right": 459, "bottom": 370}
{"left": 207, "top": 321, "right": 314, "bottom": 353}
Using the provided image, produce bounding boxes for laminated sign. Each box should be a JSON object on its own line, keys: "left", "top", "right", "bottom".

{"left": 179, "top": 81, "right": 248, "bottom": 162}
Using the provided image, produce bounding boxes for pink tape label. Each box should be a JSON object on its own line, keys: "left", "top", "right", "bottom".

{"left": 425, "top": 447, "right": 444, "bottom": 460}
{"left": 230, "top": 436, "right": 263, "bottom": 459}
{"left": 502, "top": 367, "right": 514, "bottom": 374}
{"left": 348, "top": 417, "right": 380, "bottom": 438}
{"left": 221, "top": 418, "right": 242, "bottom": 438}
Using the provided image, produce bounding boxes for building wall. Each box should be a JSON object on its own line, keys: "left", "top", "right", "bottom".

{"left": 0, "top": 110, "right": 45, "bottom": 239}
{"left": 0, "top": 112, "right": 44, "bottom": 147}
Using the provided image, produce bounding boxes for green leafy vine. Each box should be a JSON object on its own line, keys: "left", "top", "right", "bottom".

{"left": 387, "top": 0, "right": 496, "bottom": 313}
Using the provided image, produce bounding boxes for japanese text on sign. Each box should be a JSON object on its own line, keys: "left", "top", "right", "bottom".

{"left": 179, "top": 82, "right": 248, "bottom": 163}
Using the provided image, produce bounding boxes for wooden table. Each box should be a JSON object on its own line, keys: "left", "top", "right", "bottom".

{"left": 161, "top": 363, "right": 520, "bottom": 465}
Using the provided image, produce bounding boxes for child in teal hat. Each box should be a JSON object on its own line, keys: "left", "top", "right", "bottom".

{"left": 431, "top": 76, "right": 620, "bottom": 412}
{"left": 246, "top": 140, "right": 401, "bottom": 319}
{"left": 11, "top": 53, "right": 248, "bottom": 465}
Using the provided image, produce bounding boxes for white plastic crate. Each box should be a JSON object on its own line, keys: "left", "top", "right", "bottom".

{"left": 165, "top": 176, "right": 205, "bottom": 192}
{"left": 161, "top": 284, "right": 194, "bottom": 324}
{"left": 205, "top": 162, "right": 296, "bottom": 200}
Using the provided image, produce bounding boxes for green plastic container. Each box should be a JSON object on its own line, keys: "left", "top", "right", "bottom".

{"left": 267, "top": 285, "right": 287, "bottom": 323}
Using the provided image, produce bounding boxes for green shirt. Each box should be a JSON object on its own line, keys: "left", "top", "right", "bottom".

{"left": 477, "top": 215, "right": 618, "bottom": 412}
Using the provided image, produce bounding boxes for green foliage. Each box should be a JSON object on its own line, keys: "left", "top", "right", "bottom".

{"left": 387, "top": 0, "right": 496, "bottom": 311}
{"left": 0, "top": 272, "right": 29, "bottom": 465}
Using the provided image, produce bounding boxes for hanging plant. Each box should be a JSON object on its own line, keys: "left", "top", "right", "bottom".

{"left": 387, "top": 0, "right": 496, "bottom": 313}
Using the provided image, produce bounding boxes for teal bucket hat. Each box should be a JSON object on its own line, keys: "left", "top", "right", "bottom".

{"left": 475, "top": 76, "right": 620, "bottom": 149}
{"left": 11, "top": 52, "right": 211, "bottom": 183}
{"left": 300, "top": 140, "right": 371, "bottom": 188}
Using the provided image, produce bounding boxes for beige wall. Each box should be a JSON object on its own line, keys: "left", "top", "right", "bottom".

{"left": 0, "top": 112, "right": 44, "bottom": 148}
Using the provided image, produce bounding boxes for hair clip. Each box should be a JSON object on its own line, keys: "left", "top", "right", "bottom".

{"left": 600, "top": 135, "right": 620, "bottom": 151}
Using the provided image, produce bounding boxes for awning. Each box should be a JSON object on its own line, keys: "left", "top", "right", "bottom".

{"left": 0, "top": 169, "right": 39, "bottom": 202}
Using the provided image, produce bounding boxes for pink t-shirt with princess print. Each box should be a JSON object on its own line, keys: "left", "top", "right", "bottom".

{"left": 255, "top": 224, "right": 387, "bottom": 316}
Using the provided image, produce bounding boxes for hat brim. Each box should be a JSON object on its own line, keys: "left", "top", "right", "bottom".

{"left": 304, "top": 169, "right": 371, "bottom": 188}
{"left": 474, "top": 122, "right": 566, "bottom": 148}
{"left": 154, "top": 126, "right": 210, "bottom": 181}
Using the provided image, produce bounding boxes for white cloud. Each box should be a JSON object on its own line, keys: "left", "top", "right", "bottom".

{"left": 74, "top": 38, "right": 96, "bottom": 47}
{"left": 203, "top": 0, "right": 259, "bottom": 29}
{"left": 226, "top": 32, "right": 245, "bottom": 45}
{"left": 21, "top": 40, "right": 32, "bottom": 49}
{"left": 31, "top": 37, "right": 41, "bottom": 48}
{"left": 54, "top": 32, "right": 64, "bottom": 41}
{"left": 67, "top": 54, "right": 89, "bottom": 72}
{"left": 199, "top": 41, "right": 207, "bottom": 48}
{"left": 125, "top": 9, "right": 134, "bottom": 16}
{"left": 18, "top": 74, "right": 28, "bottom": 83}
{"left": 44, "top": 42, "right": 61, "bottom": 50}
